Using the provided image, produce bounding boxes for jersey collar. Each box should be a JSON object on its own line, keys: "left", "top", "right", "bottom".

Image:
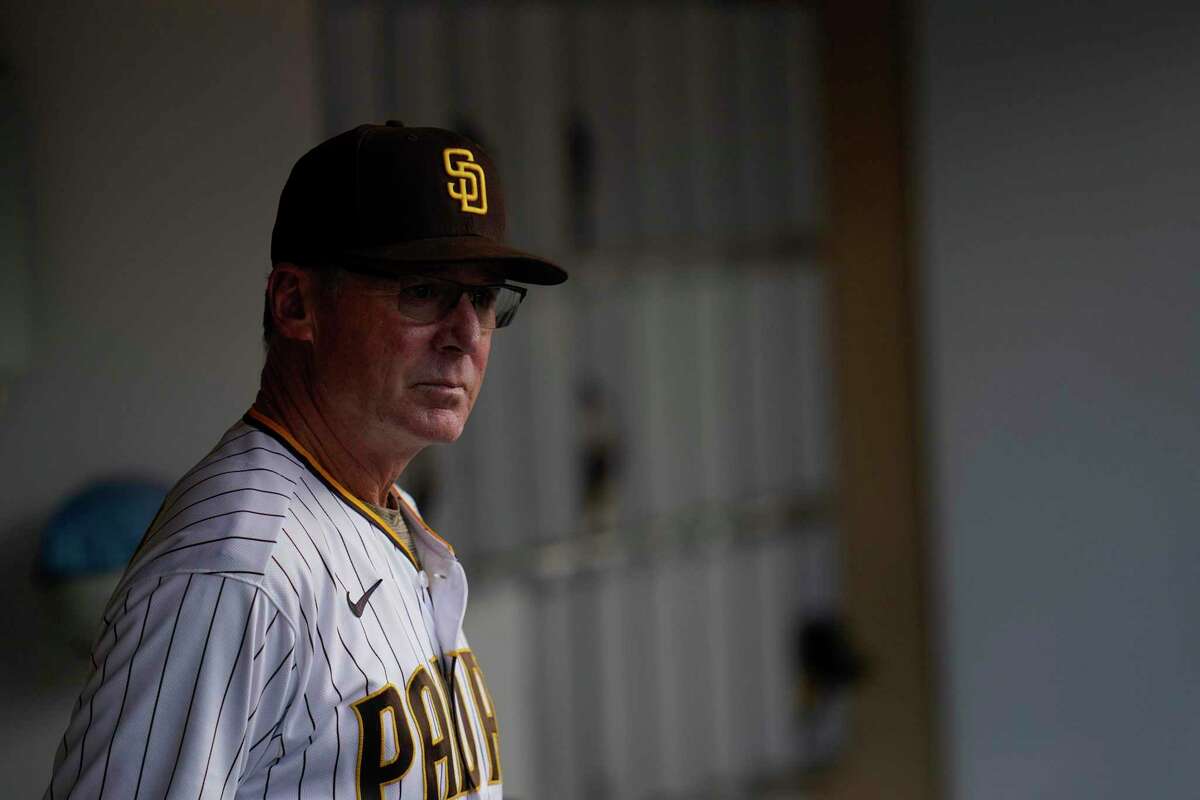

{"left": 242, "top": 406, "right": 457, "bottom": 566}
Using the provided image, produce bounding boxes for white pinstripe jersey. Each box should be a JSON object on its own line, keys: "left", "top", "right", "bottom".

{"left": 46, "top": 408, "right": 503, "bottom": 800}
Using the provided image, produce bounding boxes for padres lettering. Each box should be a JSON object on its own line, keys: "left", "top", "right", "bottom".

{"left": 443, "top": 148, "right": 488, "bottom": 215}
{"left": 351, "top": 651, "right": 500, "bottom": 800}
{"left": 351, "top": 685, "right": 415, "bottom": 799}
{"left": 456, "top": 650, "right": 501, "bottom": 785}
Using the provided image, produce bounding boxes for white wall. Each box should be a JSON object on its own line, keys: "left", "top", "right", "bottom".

{"left": 919, "top": 3, "right": 1200, "bottom": 797}
{"left": 0, "top": 2, "right": 318, "bottom": 793}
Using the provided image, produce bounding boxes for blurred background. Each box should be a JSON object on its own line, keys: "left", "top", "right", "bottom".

{"left": 2, "top": 1, "right": 1198, "bottom": 798}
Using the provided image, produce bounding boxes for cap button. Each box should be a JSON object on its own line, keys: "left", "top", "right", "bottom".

{"left": 385, "top": 120, "right": 405, "bottom": 127}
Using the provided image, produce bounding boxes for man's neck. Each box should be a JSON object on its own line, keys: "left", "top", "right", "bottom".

{"left": 255, "top": 356, "right": 418, "bottom": 506}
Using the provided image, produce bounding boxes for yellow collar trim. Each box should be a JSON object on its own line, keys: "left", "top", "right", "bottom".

{"left": 388, "top": 485, "right": 457, "bottom": 557}
{"left": 243, "top": 407, "right": 455, "bottom": 563}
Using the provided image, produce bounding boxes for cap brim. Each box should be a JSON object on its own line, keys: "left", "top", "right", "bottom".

{"left": 344, "top": 235, "right": 567, "bottom": 285}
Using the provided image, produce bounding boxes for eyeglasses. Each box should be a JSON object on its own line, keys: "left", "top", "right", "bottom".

{"left": 340, "top": 266, "right": 527, "bottom": 330}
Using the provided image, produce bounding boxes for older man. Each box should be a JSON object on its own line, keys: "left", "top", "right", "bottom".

{"left": 46, "top": 122, "right": 565, "bottom": 800}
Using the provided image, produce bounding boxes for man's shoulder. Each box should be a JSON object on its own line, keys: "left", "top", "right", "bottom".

{"left": 178, "top": 420, "right": 309, "bottom": 492}
{"left": 119, "top": 420, "right": 310, "bottom": 590}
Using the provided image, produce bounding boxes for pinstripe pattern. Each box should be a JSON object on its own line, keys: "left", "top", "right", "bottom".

{"left": 45, "top": 417, "right": 503, "bottom": 799}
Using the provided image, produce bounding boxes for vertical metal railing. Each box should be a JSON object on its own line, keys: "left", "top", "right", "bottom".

{"left": 320, "top": 3, "right": 840, "bottom": 796}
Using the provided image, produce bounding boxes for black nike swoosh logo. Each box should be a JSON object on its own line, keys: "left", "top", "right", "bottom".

{"left": 347, "top": 578, "right": 383, "bottom": 618}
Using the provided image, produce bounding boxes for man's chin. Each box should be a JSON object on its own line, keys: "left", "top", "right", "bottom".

{"left": 400, "top": 409, "right": 468, "bottom": 445}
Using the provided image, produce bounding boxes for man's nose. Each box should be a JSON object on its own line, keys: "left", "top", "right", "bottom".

{"left": 436, "top": 292, "right": 485, "bottom": 352}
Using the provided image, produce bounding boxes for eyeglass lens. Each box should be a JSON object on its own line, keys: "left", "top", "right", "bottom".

{"left": 395, "top": 278, "right": 523, "bottom": 329}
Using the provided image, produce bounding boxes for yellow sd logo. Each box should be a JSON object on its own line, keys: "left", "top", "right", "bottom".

{"left": 443, "top": 148, "right": 488, "bottom": 215}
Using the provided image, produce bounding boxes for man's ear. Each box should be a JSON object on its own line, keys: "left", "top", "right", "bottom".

{"left": 267, "top": 263, "right": 320, "bottom": 343}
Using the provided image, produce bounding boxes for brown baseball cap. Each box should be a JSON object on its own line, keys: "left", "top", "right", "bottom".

{"left": 270, "top": 121, "right": 567, "bottom": 285}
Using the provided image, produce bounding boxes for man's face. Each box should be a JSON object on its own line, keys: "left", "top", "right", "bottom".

{"left": 309, "top": 263, "right": 497, "bottom": 451}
